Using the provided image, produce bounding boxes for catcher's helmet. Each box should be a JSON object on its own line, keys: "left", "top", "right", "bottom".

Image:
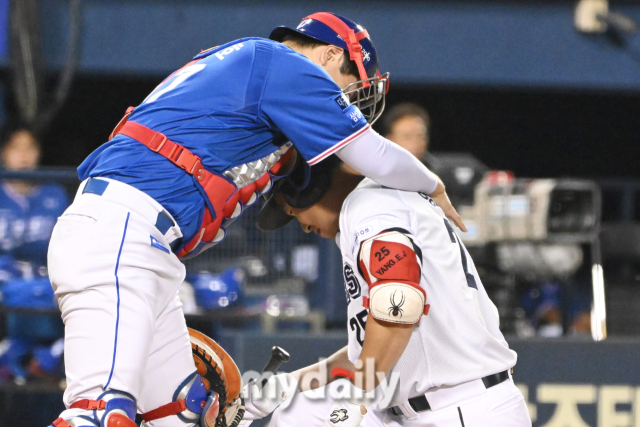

{"left": 270, "top": 12, "right": 389, "bottom": 124}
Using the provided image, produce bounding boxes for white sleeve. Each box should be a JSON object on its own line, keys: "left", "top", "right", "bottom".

{"left": 335, "top": 127, "right": 439, "bottom": 194}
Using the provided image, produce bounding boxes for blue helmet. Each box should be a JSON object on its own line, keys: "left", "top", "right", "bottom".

{"left": 270, "top": 12, "right": 379, "bottom": 80}
{"left": 189, "top": 268, "right": 244, "bottom": 310}
{"left": 270, "top": 12, "right": 389, "bottom": 124}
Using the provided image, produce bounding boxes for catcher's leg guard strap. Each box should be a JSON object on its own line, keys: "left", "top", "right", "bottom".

{"left": 71, "top": 400, "right": 107, "bottom": 410}
{"left": 51, "top": 417, "right": 98, "bottom": 427}
{"left": 67, "top": 390, "right": 136, "bottom": 427}
{"left": 141, "top": 372, "right": 208, "bottom": 423}
{"left": 51, "top": 390, "right": 136, "bottom": 427}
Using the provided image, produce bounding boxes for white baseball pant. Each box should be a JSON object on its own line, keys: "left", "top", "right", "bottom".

{"left": 269, "top": 380, "right": 530, "bottom": 427}
{"left": 48, "top": 178, "right": 196, "bottom": 426}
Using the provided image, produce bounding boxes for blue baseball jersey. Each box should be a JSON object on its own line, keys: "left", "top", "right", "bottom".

{"left": 78, "top": 37, "right": 369, "bottom": 246}
{"left": 0, "top": 182, "right": 69, "bottom": 266}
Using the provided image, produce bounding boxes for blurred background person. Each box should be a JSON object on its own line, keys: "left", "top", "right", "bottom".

{"left": 343, "top": 102, "right": 431, "bottom": 176}
{"left": 379, "top": 102, "right": 430, "bottom": 162}
{"left": 0, "top": 124, "right": 68, "bottom": 385}
{"left": 0, "top": 124, "right": 68, "bottom": 268}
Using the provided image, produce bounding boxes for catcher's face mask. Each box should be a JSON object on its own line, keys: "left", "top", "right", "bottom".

{"left": 270, "top": 12, "right": 390, "bottom": 124}
{"left": 343, "top": 72, "right": 389, "bottom": 125}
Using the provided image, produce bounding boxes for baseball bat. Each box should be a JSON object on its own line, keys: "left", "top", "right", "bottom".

{"left": 258, "top": 346, "right": 291, "bottom": 389}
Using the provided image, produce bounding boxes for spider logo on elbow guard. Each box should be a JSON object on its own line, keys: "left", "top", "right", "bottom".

{"left": 388, "top": 290, "right": 405, "bottom": 318}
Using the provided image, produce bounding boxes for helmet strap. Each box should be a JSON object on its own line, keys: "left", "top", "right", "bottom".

{"left": 304, "top": 12, "right": 371, "bottom": 87}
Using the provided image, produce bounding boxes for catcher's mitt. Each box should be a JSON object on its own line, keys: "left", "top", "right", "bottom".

{"left": 189, "top": 328, "right": 245, "bottom": 427}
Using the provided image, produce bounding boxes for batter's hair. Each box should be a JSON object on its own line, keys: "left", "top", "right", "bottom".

{"left": 279, "top": 32, "right": 360, "bottom": 78}
{"left": 379, "top": 103, "right": 431, "bottom": 137}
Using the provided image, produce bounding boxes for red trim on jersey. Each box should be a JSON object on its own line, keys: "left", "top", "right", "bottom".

{"left": 369, "top": 240, "right": 421, "bottom": 283}
{"left": 307, "top": 124, "right": 370, "bottom": 165}
{"left": 52, "top": 418, "right": 71, "bottom": 427}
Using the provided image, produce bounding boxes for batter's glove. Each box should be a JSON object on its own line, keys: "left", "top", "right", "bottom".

{"left": 323, "top": 378, "right": 372, "bottom": 427}
{"left": 242, "top": 373, "right": 298, "bottom": 420}
{"left": 189, "top": 328, "right": 245, "bottom": 427}
{"left": 325, "top": 401, "right": 366, "bottom": 427}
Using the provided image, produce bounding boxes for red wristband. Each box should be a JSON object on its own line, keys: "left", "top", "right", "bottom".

{"left": 331, "top": 367, "right": 355, "bottom": 382}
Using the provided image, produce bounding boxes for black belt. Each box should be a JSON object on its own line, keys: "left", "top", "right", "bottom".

{"left": 389, "top": 370, "right": 510, "bottom": 416}
{"left": 83, "top": 178, "right": 176, "bottom": 236}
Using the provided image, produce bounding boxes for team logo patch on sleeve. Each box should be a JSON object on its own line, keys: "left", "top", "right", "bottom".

{"left": 343, "top": 263, "right": 362, "bottom": 303}
{"left": 356, "top": 224, "right": 375, "bottom": 241}
{"left": 348, "top": 108, "right": 365, "bottom": 126}
{"left": 333, "top": 93, "right": 351, "bottom": 111}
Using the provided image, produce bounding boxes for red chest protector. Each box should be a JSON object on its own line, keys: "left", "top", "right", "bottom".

{"left": 108, "top": 107, "right": 291, "bottom": 258}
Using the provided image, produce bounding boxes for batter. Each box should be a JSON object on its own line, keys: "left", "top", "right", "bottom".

{"left": 255, "top": 159, "right": 531, "bottom": 427}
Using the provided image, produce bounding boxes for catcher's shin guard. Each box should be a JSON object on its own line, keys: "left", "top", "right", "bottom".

{"left": 52, "top": 390, "right": 137, "bottom": 427}
{"left": 140, "top": 328, "right": 245, "bottom": 426}
{"left": 141, "top": 372, "right": 209, "bottom": 424}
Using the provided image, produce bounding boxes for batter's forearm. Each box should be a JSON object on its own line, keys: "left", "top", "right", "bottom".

{"left": 291, "top": 346, "right": 353, "bottom": 392}
{"left": 336, "top": 127, "right": 439, "bottom": 194}
{"left": 355, "top": 315, "right": 414, "bottom": 392}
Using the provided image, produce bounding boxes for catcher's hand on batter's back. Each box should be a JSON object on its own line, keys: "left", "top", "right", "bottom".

{"left": 429, "top": 178, "right": 467, "bottom": 232}
{"left": 189, "top": 328, "right": 245, "bottom": 427}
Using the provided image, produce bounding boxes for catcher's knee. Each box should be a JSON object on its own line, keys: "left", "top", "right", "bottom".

{"left": 96, "top": 390, "right": 137, "bottom": 426}
{"left": 50, "top": 390, "right": 137, "bottom": 427}
{"left": 141, "top": 371, "right": 212, "bottom": 424}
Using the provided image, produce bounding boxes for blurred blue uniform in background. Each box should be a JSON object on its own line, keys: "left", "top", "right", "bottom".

{"left": 0, "top": 179, "right": 68, "bottom": 381}
{"left": 0, "top": 128, "right": 69, "bottom": 382}
{"left": 0, "top": 182, "right": 68, "bottom": 266}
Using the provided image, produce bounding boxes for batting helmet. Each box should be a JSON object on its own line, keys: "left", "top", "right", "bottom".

{"left": 256, "top": 153, "right": 342, "bottom": 231}
{"left": 270, "top": 12, "right": 389, "bottom": 124}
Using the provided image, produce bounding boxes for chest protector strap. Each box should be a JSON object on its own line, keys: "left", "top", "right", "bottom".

{"left": 109, "top": 108, "right": 239, "bottom": 258}
{"left": 109, "top": 107, "right": 290, "bottom": 258}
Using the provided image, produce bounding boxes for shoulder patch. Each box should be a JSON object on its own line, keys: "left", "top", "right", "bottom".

{"left": 347, "top": 107, "right": 365, "bottom": 126}
{"left": 343, "top": 263, "right": 362, "bottom": 304}
{"left": 333, "top": 93, "right": 351, "bottom": 111}
{"left": 355, "top": 224, "right": 375, "bottom": 241}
